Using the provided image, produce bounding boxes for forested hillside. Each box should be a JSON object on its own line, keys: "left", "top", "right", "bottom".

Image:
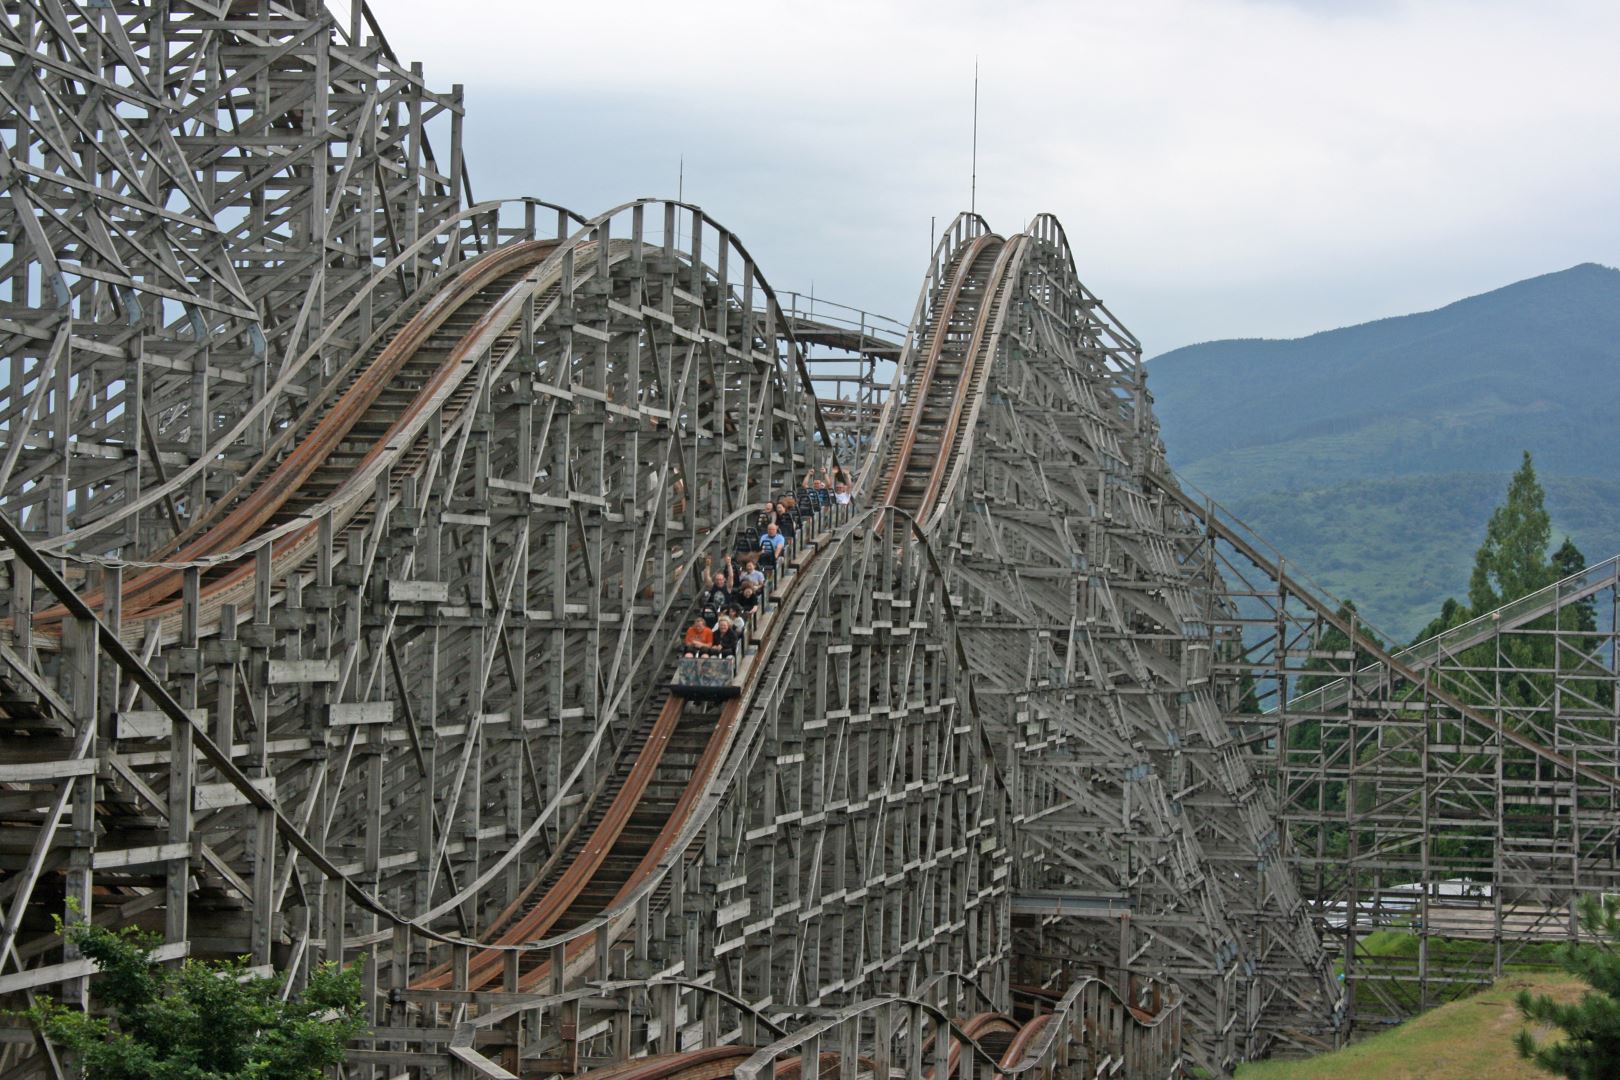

{"left": 1148, "top": 263, "right": 1620, "bottom": 641}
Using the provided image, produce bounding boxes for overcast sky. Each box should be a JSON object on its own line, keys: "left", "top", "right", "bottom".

{"left": 378, "top": 0, "right": 1620, "bottom": 355}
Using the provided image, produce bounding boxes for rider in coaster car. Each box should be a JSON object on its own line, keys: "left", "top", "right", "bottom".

{"left": 701, "top": 571, "right": 731, "bottom": 617}
{"left": 714, "top": 615, "right": 745, "bottom": 659}
{"left": 683, "top": 615, "right": 715, "bottom": 656}
{"left": 762, "top": 523, "right": 786, "bottom": 557}
{"left": 773, "top": 501, "right": 796, "bottom": 542}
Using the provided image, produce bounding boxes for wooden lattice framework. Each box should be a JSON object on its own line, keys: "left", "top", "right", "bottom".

{"left": 4, "top": 4, "right": 1617, "bottom": 1080}
{"left": 1188, "top": 504, "right": 1620, "bottom": 1033}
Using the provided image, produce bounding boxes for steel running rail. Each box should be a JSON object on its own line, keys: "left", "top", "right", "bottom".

{"left": 872, "top": 228, "right": 1027, "bottom": 529}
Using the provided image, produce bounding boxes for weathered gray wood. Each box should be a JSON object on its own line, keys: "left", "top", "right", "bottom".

{"left": 3, "top": 7, "right": 1608, "bottom": 1078}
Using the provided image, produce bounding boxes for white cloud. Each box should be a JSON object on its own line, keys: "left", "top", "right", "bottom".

{"left": 373, "top": 0, "right": 1620, "bottom": 351}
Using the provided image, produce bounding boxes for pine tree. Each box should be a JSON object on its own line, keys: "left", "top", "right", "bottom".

{"left": 1551, "top": 536, "right": 1589, "bottom": 580}
{"left": 1408, "top": 453, "right": 1563, "bottom": 711}
{"left": 1516, "top": 894, "right": 1620, "bottom": 1078}
{"left": 1467, "top": 450, "right": 1551, "bottom": 613}
{"left": 1552, "top": 536, "right": 1598, "bottom": 634}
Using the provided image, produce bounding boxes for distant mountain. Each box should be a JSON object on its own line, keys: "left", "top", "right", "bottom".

{"left": 1148, "top": 263, "right": 1620, "bottom": 641}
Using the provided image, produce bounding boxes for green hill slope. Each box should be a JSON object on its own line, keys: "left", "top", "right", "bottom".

{"left": 1235, "top": 974, "right": 1583, "bottom": 1080}
{"left": 1148, "top": 264, "right": 1620, "bottom": 641}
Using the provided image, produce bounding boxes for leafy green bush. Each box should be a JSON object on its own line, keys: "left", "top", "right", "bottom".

{"left": 24, "top": 914, "right": 365, "bottom": 1080}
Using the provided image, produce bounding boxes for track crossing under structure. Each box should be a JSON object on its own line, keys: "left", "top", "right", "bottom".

{"left": 4, "top": 4, "right": 1620, "bottom": 1078}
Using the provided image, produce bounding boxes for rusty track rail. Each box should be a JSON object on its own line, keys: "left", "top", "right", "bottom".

{"left": 417, "top": 501, "right": 851, "bottom": 992}
{"left": 35, "top": 240, "right": 564, "bottom": 638}
{"left": 870, "top": 226, "right": 1025, "bottom": 531}
{"left": 876, "top": 233, "right": 1001, "bottom": 514}
{"left": 423, "top": 219, "right": 1031, "bottom": 1004}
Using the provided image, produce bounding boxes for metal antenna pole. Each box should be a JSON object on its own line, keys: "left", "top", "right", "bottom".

{"left": 678, "top": 154, "right": 684, "bottom": 203}
{"left": 970, "top": 59, "right": 979, "bottom": 215}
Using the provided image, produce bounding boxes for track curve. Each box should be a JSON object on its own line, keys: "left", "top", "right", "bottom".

{"left": 0, "top": 6, "right": 1372, "bottom": 1072}
{"left": 0, "top": 187, "right": 1196, "bottom": 1079}
{"left": 408, "top": 213, "right": 1036, "bottom": 1002}
{"left": 36, "top": 238, "right": 565, "bottom": 638}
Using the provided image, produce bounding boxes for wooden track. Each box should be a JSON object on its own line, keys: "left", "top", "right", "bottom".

{"left": 20, "top": 6, "right": 1615, "bottom": 1069}
{"left": 415, "top": 521, "right": 840, "bottom": 993}
{"left": 409, "top": 224, "right": 1023, "bottom": 1003}
{"left": 876, "top": 233, "right": 1023, "bottom": 525}
{"left": 35, "top": 240, "right": 562, "bottom": 634}
{"left": 0, "top": 6, "right": 1231, "bottom": 1071}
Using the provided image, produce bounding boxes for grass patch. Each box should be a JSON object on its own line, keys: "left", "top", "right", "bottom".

{"left": 1235, "top": 972, "right": 1586, "bottom": 1079}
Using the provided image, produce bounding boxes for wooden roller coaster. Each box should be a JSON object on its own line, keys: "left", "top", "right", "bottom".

{"left": 411, "top": 224, "right": 1023, "bottom": 1005}
{"left": 19, "top": 7, "right": 1620, "bottom": 1080}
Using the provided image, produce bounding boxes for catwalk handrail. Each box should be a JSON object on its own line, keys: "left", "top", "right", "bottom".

{"left": 774, "top": 291, "right": 907, "bottom": 344}
{"left": 1288, "top": 549, "right": 1620, "bottom": 714}
{"left": 1157, "top": 475, "right": 1620, "bottom": 793}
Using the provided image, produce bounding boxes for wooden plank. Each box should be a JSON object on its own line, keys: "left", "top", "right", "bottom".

{"left": 92, "top": 842, "right": 193, "bottom": 870}
{"left": 195, "top": 777, "right": 277, "bottom": 811}
{"left": 387, "top": 580, "right": 450, "bottom": 603}
{"left": 0, "top": 759, "right": 97, "bottom": 782}
{"left": 267, "top": 659, "right": 340, "bottom": 684}
{"left": 329, "top": 702, "right": 395, "bottom": 725}
{"left": 0, "top": 943, "right": 187, "bottom": 994}
{"left": 117, "top": 708, "right": 206, "bottom": 739}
